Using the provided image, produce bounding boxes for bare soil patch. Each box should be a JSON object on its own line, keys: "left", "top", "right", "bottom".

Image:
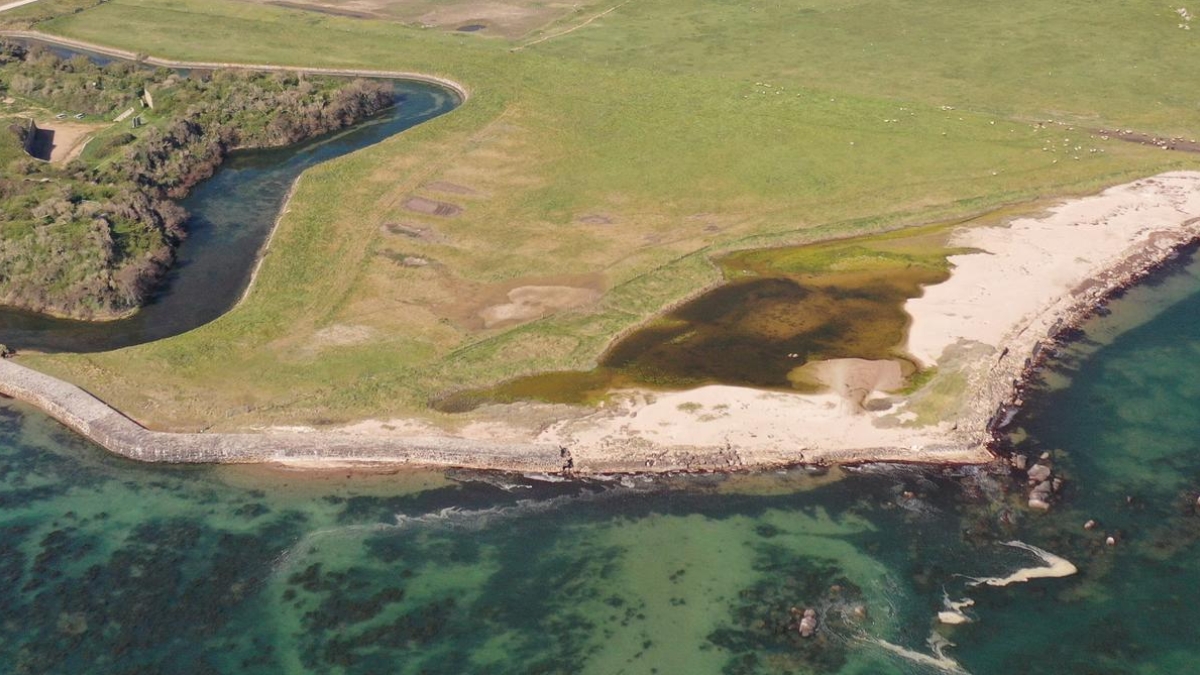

{"left": 790, "top": 358, "right": 905, "bottom": 410}
{"left": 267, "top": 0, "right": 372, "bottom": 18}
{"left": 404, "top": 196, "right": 462, "bottom": 217}
{"left": 1097, "top": 127, "right": 1200, "bottom": 154}
{"left": 29, "top": 121, "right": 105, "bottom": 164}
{"left": 478, "top": 285, "right": 603, "bottom": 328}
{"left": 438, "top": 272, "right": 606, "bottom": 330}
{"left": 310, "top": 323, "right": 376, "bottom": 348}
{"left": 577, "top": 213, "right": 613, "bottom": 225}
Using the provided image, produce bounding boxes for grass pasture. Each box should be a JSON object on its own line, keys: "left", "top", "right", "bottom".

{"left": 16, "top": 0, "right": 1200, "bottom": 430}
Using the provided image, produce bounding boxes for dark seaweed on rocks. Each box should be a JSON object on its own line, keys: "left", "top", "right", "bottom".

{"left": 708, "top": 545, "right": 861, "bottom": 675}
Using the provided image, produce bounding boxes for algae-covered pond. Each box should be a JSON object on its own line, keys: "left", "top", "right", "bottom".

{"left": 437, "top": 224, "right": 966, "bottom": 411}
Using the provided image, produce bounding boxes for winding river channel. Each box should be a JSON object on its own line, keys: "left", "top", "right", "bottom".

{"left": 0, "top": 40, "right": 459, "bottom": 352}
{"left": 4, "top": 41, "right": 1200, "bottom": 675}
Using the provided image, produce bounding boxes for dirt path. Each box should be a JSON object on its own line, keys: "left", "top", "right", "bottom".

{"left": 0, "top": 0, "right": 41, "bottom": 13}
{"left": 514, "top": 0, "right": 632, "bottom": 50}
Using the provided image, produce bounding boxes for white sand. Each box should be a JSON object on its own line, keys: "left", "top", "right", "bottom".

{"left": 537, "top": 381, "right": 969, "bottom": 467}
{"left": 524, "top": 172, "right": 1200, "bottom": 470}
{"left": 906, "top": 172, "right": 1200, "bottom": 366}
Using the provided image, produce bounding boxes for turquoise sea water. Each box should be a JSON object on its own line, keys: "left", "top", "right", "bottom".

{"left": 3, "top": 253, "right": 1200, "bottom": 674}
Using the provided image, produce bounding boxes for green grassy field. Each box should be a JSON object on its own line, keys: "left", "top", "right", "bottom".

{"left": 18, "top": 0, "right": 1200, "bottom": 430}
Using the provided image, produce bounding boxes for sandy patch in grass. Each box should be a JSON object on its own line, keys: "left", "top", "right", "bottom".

{"left": 307, "top": 324, "right": 376, "bottom": 350}
{"left": 438, "top": 272, "right": 606, "bottom": 330}
{"left": 478, "top": 284, "right": 603, "bottom": 328}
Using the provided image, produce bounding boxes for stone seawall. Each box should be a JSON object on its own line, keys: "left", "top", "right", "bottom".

{"left": 0, "top": 359, "right": 564, "bottom": 470}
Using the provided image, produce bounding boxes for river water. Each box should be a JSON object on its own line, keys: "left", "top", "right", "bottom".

{"left": 0, "top": 75, "right": 457, "bottom": 352}
{"left": 2, "top": 250, "right": 1199, "bottom": 673}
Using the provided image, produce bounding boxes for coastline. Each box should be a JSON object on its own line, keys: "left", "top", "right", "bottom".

{"left": 5, "top": 173, "right": 1200, "bottom": 473}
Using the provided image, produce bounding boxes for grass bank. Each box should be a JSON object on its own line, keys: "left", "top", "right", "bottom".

{"left": 19, "top": 0, "right": 1200, "bottom": 431}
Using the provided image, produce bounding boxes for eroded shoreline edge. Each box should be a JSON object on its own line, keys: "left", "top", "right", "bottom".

{"left": 3, "top": 173, "right": 1199, "bottom": 474}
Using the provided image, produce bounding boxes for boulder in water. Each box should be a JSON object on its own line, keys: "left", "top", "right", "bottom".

{"left": 1028, "top": 480, "right": 1054, "bottom": 510}
{"left": 1028, "top": 463, "right": 1052, "bottom": 483}
{"left": 798, "top": 608, "right": 818, "bottom": 637}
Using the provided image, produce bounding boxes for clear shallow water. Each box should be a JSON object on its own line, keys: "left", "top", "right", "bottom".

{"left": 0, "top": 76, "right": 457, "bottom": 352}
{"left": 3, "top": 270, "right": 1200, "bottom": 673}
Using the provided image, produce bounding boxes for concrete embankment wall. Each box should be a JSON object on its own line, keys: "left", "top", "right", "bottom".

{"left": 16, "top": 117, "right": 36, "bottom": 154}
{"left": 0, "top": 359, "right": 562, "bottom": 470}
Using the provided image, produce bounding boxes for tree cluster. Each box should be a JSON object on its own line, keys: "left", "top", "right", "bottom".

{"left": 0, "top": 41, "right": 394, "bottom": 319}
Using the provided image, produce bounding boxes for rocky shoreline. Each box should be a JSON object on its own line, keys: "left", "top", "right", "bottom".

{"left": 3, "top": 175, "right": 1200, "bottom": 475}
{"left": 987, "top": 232, "right": 1200, "bottom": 510}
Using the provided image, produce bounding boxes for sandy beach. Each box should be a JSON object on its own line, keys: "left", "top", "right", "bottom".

{"left": 5, "top": 172, "right": 1200, "bottom": 472}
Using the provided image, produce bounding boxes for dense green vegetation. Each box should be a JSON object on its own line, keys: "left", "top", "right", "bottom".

{"left": 0, "top": 39, "right": 392, "bottom": 319}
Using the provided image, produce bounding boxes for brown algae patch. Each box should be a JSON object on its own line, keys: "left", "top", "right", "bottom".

{"left": 435, "top": 224, "right": 967, "bottom": 412}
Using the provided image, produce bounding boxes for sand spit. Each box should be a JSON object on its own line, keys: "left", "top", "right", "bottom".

{"left": 909, "top": 171, "right": 1200, "bottom": 440}
{"left": 870, "top": 633, "right": 970, "bottom": 674}
{"left": 5, "top": 172, "right": 1200, "bottom": 472}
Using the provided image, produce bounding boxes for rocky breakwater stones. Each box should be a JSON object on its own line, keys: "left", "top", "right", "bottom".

{"left": 1015, "top": 452, "right": 1063, "bottom": 510}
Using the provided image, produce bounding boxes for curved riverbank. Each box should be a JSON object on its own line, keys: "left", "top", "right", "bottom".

{"left": 0, "top": 38, "right": 461, "bottom": 352}
{"left": 0, "top": 30, "right": 470, "bottom": 100}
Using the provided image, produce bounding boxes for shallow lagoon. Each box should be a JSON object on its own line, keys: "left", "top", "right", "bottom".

{"left": 4, "top": 253, "right": 1200, "bottom": 673}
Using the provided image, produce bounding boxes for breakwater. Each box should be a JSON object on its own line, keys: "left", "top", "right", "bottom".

{"left": 0, "top": 358, "right": 562, "bottom": 469}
